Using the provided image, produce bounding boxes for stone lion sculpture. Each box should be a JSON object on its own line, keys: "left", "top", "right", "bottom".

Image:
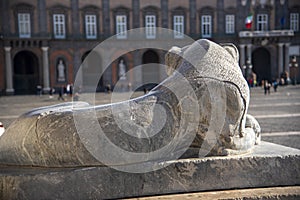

{"left": 0, "top": 39, "right": 260, "bottom": 168}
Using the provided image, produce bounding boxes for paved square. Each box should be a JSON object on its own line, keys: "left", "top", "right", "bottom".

{"left": 0, "top": 85, "right": 299, "bottom": 149}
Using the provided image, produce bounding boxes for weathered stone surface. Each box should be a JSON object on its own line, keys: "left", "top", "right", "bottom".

{"left": 128, "top": 186, "right": 300, "bottom": 200}
{"left": 0, "top": 142, "right": 299, "bottom": 200}
{"left": 0, "top": 39, "right": 260, "bottom": 168}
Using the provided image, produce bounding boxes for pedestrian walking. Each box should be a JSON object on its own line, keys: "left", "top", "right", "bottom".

{"left": 273, "top": 79, "right": 278, "bottom": 92}
{"left": 70, "top": 84, "right": 73, "bottom": 97}
{"left": 264, "top": 80, "right": 271, "bottom": 95}
{"left": 58, "top": 86, "right": 65, "bottom": 101}
{"left": 49, "top": 87, "right": 55, "bottom": 98}
{"left": 66, "top": 84, "right": 71, "bottom": 95}
{"left": 36, "top": 85, "right": 42, "bottom": 96}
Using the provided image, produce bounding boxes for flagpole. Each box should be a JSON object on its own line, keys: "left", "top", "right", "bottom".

{"left": 250, "top": 2, "right": 254, "bottom": 31}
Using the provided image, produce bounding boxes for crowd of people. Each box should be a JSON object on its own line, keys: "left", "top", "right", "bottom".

{"left": 246, "top": 71, "right": 291, "bottom": 95}
{"left": 36, "top": 83, "right": 80, "bottom": 101}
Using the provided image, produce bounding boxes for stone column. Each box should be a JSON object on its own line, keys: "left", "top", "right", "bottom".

{"left": 4, "top": 47, "right": 14, "bottom": 94}
{"left": 284, "top": 43, "right": 290, "bottom": 73}
{"left": 41, "top": 47, "right": 50, "bottom": 92}
{"left": 239, "top": 44, "right": 246, "bottom": 67}
{"left": 278, "top": 43, "right": 284, "bottom": 76}
{"left": 71, "top": 0, "right": 79, "bottom": 39}
{"left": 246, "top": 44, "right": 252, "bottom": 63}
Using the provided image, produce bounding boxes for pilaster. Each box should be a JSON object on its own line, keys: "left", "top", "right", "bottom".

{"left": 132, "top": 0, "right": 140, "bottom": 29}
{"left": 102, "top": 0, "right": 110, "bottom": 36}
{"left": 161, "top": 0, "right": 168, "bottom": 28}
{"left": 189, "top": 0, "right": 196, "bottom": 35}
{"left": 71, "top": 0, "right": 80, "bottom": 39}
{"left": 38, "top": 0, "right": 47, "bottom": 37}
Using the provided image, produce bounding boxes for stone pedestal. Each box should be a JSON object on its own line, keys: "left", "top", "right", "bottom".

{"left": 0, "top": 141, "right": 299, "bottom": 200}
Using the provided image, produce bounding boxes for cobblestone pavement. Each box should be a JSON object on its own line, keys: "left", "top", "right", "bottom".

{"left": 0, "top": 85, "right": 299, "bottom": 149}
{"left": 248, "top": 85, "right": 300, "bottom": 149}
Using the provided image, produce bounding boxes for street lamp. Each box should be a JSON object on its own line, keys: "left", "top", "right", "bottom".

{"left": 289, "top": 56, "right": 298, "bottom": 85}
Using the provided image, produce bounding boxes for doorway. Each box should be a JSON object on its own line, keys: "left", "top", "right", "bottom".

{"left": 252, "top": 47, "right": 271, "bottom": 83}
{"left": 13, "top": 51, "right": 39, "bottom": 94}
{"left": 142, "top": 50, "right": 160, "bottom": 89}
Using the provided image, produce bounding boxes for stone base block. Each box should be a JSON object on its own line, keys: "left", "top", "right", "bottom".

{"left": 128, "top": 186, "right": 300, "bottom": 200}
{"left": 0, "top": 142, "right": 299, "bottom": 200}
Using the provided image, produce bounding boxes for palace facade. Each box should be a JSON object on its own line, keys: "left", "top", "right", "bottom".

{"left": 0, "top": 0, "right": 299, "bottom": 94}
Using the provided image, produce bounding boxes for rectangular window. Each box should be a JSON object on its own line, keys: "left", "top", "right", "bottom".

{"left": 201, "top": 15, "right": 212, "bottom": 38}
{"left": 18, "top": 13, "right": 31, "bottom": 38}
{"left": 53, "top": 14, "right": 66, "bottom": 39}
{"left": 225, "top": 15, "right": 235, "bottom": 34}
{"left": 145, "top": 15, "right": 156, "bottom": 39}
{"left": 116, "top": 15, "right": 127, "bottom": 39}
{"left": 257, "top": 14, "right": 268, "bottom": 31}
{"left": 290, "top": 13, "right": 299, "bottom": 31}
{"left": 174, "top": 15, "right": 184, "bottom": 38}
{"left": 85, "top": 15, "right": 97, "bottom": 39}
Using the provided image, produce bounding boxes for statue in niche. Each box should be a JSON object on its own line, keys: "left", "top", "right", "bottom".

{"left": 118, "top": 59, "right": 126, "bottom": 80}
{"left": 57, "top": 59, "right": 66, "bottom": 82}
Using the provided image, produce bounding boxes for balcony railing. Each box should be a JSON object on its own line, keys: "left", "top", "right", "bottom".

{"left": 239, "top": 30, "right": 294, "bottom": 38}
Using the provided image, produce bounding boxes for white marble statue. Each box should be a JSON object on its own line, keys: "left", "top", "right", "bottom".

{"left": 57, "top": 59, "right": 66, "bottom": 82}
{"left": 118, "top": 59, "right": 126, "bottom": 80}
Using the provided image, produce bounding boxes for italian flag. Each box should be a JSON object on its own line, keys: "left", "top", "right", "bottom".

{"left": 245, "top": 14, "right": 253, "bottom": 29}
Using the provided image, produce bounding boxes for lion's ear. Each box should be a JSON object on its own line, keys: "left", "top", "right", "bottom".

{"left": 165, "top": 46, "right": 183, "bottom": 76}
{"left": 221, "top": 43, "right": 239, "bottom": 62}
